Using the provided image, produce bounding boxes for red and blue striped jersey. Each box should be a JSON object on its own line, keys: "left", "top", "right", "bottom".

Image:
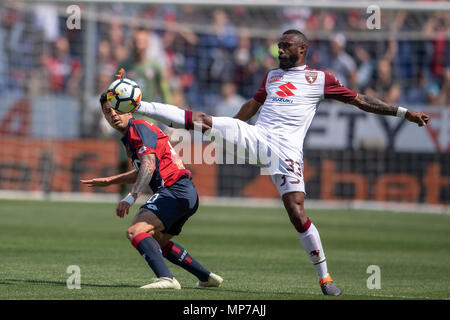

{"left": 121, "top": 119, "right": 190, "bottom": 192}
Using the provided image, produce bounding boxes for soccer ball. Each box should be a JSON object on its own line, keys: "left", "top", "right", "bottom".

{"left": 106, "top": 78, "right": 142, "bottom": 113}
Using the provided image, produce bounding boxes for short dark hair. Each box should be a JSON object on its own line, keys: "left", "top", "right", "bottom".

{"left": 282, "top": 29, "right": 309, "bottom": 47}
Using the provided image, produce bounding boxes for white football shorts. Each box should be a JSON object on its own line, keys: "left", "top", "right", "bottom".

{"left": 210, "top": 116, "right": 305, "bottom": 196}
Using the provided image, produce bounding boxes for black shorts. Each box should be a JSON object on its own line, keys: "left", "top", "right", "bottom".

{"left": 140, "top": 177, "right": 199, "bottom": 235}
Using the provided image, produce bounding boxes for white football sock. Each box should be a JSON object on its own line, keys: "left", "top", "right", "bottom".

{"left": 137, "top": 101, "right": 188, "bottom": 129}
{"left": 298, "top": 223, "right": 329, "bottom": 279}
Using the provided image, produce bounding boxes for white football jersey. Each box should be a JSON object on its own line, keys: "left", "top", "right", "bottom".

{"left": 253, "top": 65, "right": 357, "bottom": 160}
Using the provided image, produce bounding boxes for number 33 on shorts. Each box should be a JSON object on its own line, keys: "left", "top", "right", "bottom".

{"left": 271, "top": 174, "right": 305, "bottom": 195}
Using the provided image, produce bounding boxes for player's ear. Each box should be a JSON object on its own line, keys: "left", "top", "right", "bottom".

{"left": 99, "top": 92, "right": 108, "bottom": 106}
{"left": 299, "top": 44, "right": 307, "bottom": 56}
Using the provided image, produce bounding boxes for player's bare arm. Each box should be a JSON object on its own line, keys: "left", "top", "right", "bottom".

{"left": 116, "top": 153, "right": 156, "bottom": 218}
{"left": 80, "top": 170, "right": 138, "bottom": 187}
{"left": 349, "top": 94, "right": 430, "bottom": 127}
{"left": 233, "top": 99, "right": 263, "bottom": 122}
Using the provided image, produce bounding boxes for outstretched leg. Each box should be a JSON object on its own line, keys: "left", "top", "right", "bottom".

{"left": 137, "top": 101, "right": 212, "bottom": 132}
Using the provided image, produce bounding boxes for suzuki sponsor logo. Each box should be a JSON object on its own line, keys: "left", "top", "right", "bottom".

{"left": 271, "top": 97, "right": 293, "bottom": 103}
{"left": 276, "top": 82, "right": 296, "bottom": 97}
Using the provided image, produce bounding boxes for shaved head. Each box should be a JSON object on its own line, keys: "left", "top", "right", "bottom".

{"left": 282, "top": 29, "right": 309, "bottom": 49}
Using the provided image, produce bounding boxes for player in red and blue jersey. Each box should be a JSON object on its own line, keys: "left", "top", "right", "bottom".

{"left": 81, "top": 93, "right": 223, "bottom": 289}
{"left": 121, "top": 117, "right": 191, "bottom": 193}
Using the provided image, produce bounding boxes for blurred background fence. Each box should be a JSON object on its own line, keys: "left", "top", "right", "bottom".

{"left": 0, "top": 0, "right": 448, "bottom": 210}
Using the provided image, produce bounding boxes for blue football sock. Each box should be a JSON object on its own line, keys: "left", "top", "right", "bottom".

{"left": 162, "top": 241, "right": 210, "bottom": 282}
{"left": 132, "top": 233, "right": 173, "bottom": 279}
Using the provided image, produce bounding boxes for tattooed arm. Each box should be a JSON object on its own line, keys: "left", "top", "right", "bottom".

{"left": 130, "top": 153, "right": 156, "bottom": 198}
{"left": 116, "top": 153, "right": 156, "bottom": 218}
{"left": 349, "top": 93, "right": 430, "bottom": 127}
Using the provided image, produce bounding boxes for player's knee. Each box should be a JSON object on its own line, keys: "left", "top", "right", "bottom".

{"left": 285, "top": 201, "right": 304, "bottom": 216}
{"left": 126, "top": 225, "right": 155, "bottom": 242}
{"left": 284, "top": 193, "right": 305, "bottom": 210}
{"left": 125, "top": 228, "right": 135, "bottom": 242}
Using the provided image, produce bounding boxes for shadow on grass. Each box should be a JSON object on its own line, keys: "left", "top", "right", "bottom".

{"left": 0, "top": 278, "right": 135, "bottom": 288}
{"left": 0, "top": 278, "right": 308, "bottom": 297}
{"left": 184, "top": 286, "right": 301, "bottom": 296}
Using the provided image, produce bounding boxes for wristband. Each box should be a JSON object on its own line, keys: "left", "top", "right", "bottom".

{"left": 121, "top": 193, "right": 136, "bottom": 205}
{"left": 396, "top": 107, "right": 408, "bottom": 118}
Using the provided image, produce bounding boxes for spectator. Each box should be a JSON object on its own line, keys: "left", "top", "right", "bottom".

{"left": 83, "top": 65, "right": 117, "bottom": 138}
{"left": 197, "top": 9, "right": 238, "bottom": 111}
{"left": 421, "top": 67, "right": 450, "bottom": 106}
{"left": 97, "top": 40, "right": 117, "bottom": 71}
{"left": 120, "top": 28, "right": 172, "bottom": 105}
{"left": 405, "top": 71, "right": 428, "bottom": 105}
{"left": 425, "top": 81, "right": 441, "bottom": 105}
{"left": 406, "top": 68, "right": 447, "bottom": 107}
{"left": 438, "top": 68, "right": 450, "bottom": 106}
{"left": 232, "top": 28, "right": 254, "bottom": 97}
{"left": 107, "top": 20, "right": 129, "bottom": 64}
{"left": 34, "top": 4, "right": 59, "bottom": 43}
{"left": 390, "top": 11, "right": 416, "bottom": 84}
{"left": 365, "top": 59, "right": 401, "bottom": 104}
{"left": 279, "top": 7, "right": 312, "bottom": 32}
{"left": 233, "top": 28, "right": 251, "bottom": 71}
{"left": 245, "top": 36, "right": 277, "bottom": 99}
{"left": 346, "top": 10, "right": 365, "bottom": 32}
{"left": 321, "top": 11, "right": 337, "bottom": 33}
{"left": 213, "top": 82, "right": 247, "bottom": 118}
{"left": 425, "top": 12, "right": 449, "bottom": 81}
{"left": 1, "top": 5, "right": 39, "bottom": 92}
{"left": 328, "top": 33, "right": 357, "bottom": 90}
{"left": 40, "top": 36, "right": 82, "bottom": 95}
{"left": 210, "top": 9, "right": 238, "bottom": 51}
{"left": 0, "top": 6, "right": 10, "bottom": 89}
{"left": 162, "top": 11, "right": 199, "bottom": 107}
{"left": 353, "top": 45, "right": 374, "bottom": 91}
{"left": 253, "top": 36, "right": 278, "bottom": 72}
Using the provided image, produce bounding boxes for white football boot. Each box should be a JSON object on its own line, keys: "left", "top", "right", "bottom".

{"left": 140, "top": 277, "right": 181, "bottom": 289}
{"left": 196, "top": 273, "right": 223, "bottom": 288}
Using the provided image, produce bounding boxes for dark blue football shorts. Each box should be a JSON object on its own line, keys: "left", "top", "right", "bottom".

{"left": 139, "top": 177, "right": 199, "bottom": 235}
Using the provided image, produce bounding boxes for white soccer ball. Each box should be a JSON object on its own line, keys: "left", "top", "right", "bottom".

{"left": 106, "top": 78, "right": 142, "bottom": 113}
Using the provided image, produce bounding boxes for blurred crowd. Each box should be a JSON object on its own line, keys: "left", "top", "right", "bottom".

{"left": 0, "top": 3, "right": 449, "bottom": 137}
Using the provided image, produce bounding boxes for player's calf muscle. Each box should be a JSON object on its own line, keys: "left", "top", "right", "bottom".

{"left": 153, "top": 232, "right": 173, "bottom": 248}
{"left": 282, "top": 193, "right": 308, "bottom": 226}
{"left": 286, "top": 209, "right": 304, "bottom": 230}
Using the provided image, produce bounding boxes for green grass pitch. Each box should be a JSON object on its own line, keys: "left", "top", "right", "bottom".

{"left": 0, "top": 199, "right": 448, "bottom": 300}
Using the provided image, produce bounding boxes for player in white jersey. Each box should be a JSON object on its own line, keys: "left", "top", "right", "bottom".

{"left": 124, "top": 30, "right": 430, "bottom": 296}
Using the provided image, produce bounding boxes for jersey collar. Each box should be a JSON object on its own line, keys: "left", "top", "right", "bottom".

{"left": 288, "top": 65, "right": 307, "bottom": 71}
